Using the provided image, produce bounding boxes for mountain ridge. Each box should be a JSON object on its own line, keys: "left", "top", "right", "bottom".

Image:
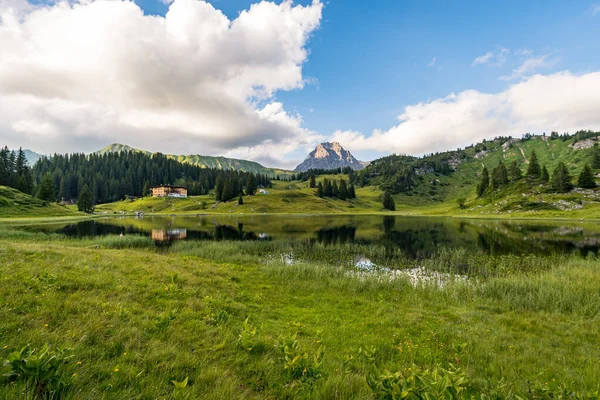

{"left": 96, "top": 143, "right": 288, "bottom": 176}
{"left": 294, "top": 141, "right": 364, "bottom": 172}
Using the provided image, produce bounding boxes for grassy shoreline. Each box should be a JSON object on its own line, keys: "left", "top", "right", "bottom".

{"left": 1, "top": 229, "right": 599, "bottom": 399}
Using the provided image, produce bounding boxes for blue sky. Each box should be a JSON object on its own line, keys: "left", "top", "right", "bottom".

{"left": 136, "top": 0, "right": 600, "bottom": 162}
{"left": 2, "top": 0, "right": 600, "bottom": 167}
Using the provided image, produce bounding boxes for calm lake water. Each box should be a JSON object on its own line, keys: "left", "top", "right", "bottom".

{"left": 25, "top": 215, "right": 600, "bottom": 257}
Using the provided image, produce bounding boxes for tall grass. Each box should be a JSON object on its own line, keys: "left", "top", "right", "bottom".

{"left": 1, "top": 227, "right": 599, "bottom": 398}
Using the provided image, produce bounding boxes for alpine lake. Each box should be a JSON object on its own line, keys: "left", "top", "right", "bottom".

{"left": 23, "top": 214, "right": 600, "bottom": 258}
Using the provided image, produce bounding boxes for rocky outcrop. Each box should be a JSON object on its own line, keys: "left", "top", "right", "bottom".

{"left": 294, "top": 142, "right": 365, "bottom": 172}
{"left": 570, "top": 139, "right": 597, "bottom": 150}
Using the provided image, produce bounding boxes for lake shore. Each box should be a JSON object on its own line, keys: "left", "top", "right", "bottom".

{"left": 1, "top": 231, "right": 599, "bottom": 398}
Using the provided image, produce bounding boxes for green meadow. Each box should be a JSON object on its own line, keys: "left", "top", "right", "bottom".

{"left": 90, "top": 175, "right": 600, "bottom": 220}
{"left": 1, "top": 225, "right": 599, "bottom": 399}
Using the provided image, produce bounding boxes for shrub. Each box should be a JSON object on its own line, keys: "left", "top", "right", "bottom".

{"left": 237, "top": 318, "right": 257, "bottom": 352}
{"left": 3, "top": 345, "right": 74, "bottom": 399}
{"left": 367, "top": 364, "right": 468, "bottom": 400}
{"left": 277, "top": 333, "right": 324, "bottom": 381}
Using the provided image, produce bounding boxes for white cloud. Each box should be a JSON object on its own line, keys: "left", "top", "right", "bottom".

{"left": 0, "top": 0, "right": 323, "bottom": 167}
{"left": 427, "top": 57, "right": 436, "bottom": 68}
{"left": 472, "top": 52, "right": 493, "bottom": 65}
{"left": 499, "top": 54, "right": 557, "bottom": 81}
{"left": 472, "top": 48, "right": 509, "bottom": 66}
{"left": 330, "top": 71, "right": 600, "bottom": 156}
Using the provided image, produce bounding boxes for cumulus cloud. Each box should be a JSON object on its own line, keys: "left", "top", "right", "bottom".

{"left": 0, "top": 0, "right": 323, "bottom": 167}
{"left": 331, "top": 71, "right": 600, "bottom": 155}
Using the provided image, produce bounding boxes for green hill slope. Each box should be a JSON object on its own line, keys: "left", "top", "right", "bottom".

{"left": 96, "top": 143, "right": 289, "bottom": 176}
{"left": 0, "top": 186, "right": 74, "bottom": 217}
{"left": 95, "top": 176, "right": 385, "bottom": 215}
{"left": 360, "top": 131, "right": 600, "bottom": 206}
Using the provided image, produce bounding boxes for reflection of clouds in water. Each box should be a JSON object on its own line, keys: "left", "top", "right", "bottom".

{"left": 351, "top": 257, "right": 469, "bottom": 288}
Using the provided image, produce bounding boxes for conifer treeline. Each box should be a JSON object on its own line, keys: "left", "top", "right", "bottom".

{"left": 0, "top": 147, "right": 34, "bottom": 194}
{"left": 316, "top": 178, "right": 356, "bottom": 200}
{"left": 477, "top": 148, "right": 598, "bottom": 196}
{"left": 294, "top": 167, "right": 355, "bottom": 182}
{"left": 214, "top": 173, "right": 272, "bottom": 203}
{"left": 32, "top": 151, "right": 270, "bottom": 204}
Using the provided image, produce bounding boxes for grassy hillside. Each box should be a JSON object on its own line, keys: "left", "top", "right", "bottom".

{"left": 0, "top": 186, "right": 74, "bottom": 218}
{"left": 94, "top": 168, "right": 600, "bottom": 220}
{"left": 95, "top": 175, "right": 385, "bottom": 215}
{"left": 363, "top": 132, "right": 600, "bottom": 206}
{"left": 96, "top": 143, "right": 290, "bottom": 176}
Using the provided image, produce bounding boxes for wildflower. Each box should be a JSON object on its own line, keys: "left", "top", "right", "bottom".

{"left": 123, "top": 352, "right": 127, "bottom": 356}
{"left": 114, "top": 368, "right": 119, "bottom": 372}
{"left": 77, "top": 361, "right": 82, "bottom": 365}
{"left": 3, "top": 345, "right": 7, "bottom": 349}
{"left": 72, "top": 373, "right": 77, "bottom": 377}
{"left": 44, "top": 324, "right": 48, "bottom": 327}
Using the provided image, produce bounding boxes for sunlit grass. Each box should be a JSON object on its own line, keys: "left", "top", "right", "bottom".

{"left": 1, "top": 229, "right": 599, "bottom": 398}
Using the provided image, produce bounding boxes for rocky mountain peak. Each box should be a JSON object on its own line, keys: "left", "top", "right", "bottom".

{"left": 294, "top": 142, "right": 365, "bottom": 172}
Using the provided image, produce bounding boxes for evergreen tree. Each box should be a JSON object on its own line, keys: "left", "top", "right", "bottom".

{"left": 238, "top": 195, "right": 244, "bottom": 205}
{"left": 541, "top": 165, "right": 550, "bottom": 183}
{"left": 526, "top": 150, "right": 541, "bottom": 180}
{"left": 36, "top": 173, "right": 56, "bottom": 202}
{"left": 58, "top": 177, "right": 67, "bottom": 201}
{"left": 7, "top": 151, "right": 16, "bottom": 188}
{"left": 221, "top": 177, "right": 235, "bottom": 202}
{"left": 578, "top": 164, "right": 596, "bottom": 189}
{"left": 214, "top": 174, "right": 224, "bottom": 201}
{"left": 348, "top": 183, "right": 356, "bottom": 199}
{"left": 593, "top": 144, "right": 600, "bottom": 170}
{"left": 508, "top": 161, "right": 522, "bottom": 182}
{"left": 142, "top": 180, "right": 151, "bottom": 197}
{"left": 339, "top": 179, "right": 348, "bottom": 200}
{"left": 476, "top": 166, "right": 489, "bottom": 197}
{"left": 332, "top": 180, "right": 339, "bottom": 198}
{"left": 316, "top": 182, "right": 323, "bottom": 198}
{"left": 491, "top": 162, "right": 509, "bottom": 190}
{"left": 14, "top": 148, "right": 27, "bottom": 192}
{"left": 246, "top": 174, "right": 257, "bottom": 195}
{"left": 551, "top": 162, "right": 573, "bottom": 193}
{"left": 382, "top": 191, "right": 396, "bottom": 211}
{"left": 323, "top": 179, "right": 332, "bottom": 197}
{"left": 359, "top": 172, "right": 367, "bottom": 188}
{"left": 309, "top": 175, "right": 316, "bottom": 188}
{"left": 77, "top": 184, "right": 94, "bottom": 213}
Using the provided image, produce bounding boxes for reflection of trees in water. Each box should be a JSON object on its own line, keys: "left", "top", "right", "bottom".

{"left": 214, "top": 224, "right": 259, "bottom": 241}
{"left": 476, "top": 230, "right": 598, "bottom": 257}
{"left": 59, "top": 221, "right": 144, "bottom": 237}
{"left": 316, "top": 226, "right": 356, "bottom": 246}
{"left": 52, "top": 217, "right": 600, "bottom": 257}
{"left": 380, "top": 224, "right": 464, "bottom": 258}
{"left": 383, "top": 216, "right": 395, "bottom": 234}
